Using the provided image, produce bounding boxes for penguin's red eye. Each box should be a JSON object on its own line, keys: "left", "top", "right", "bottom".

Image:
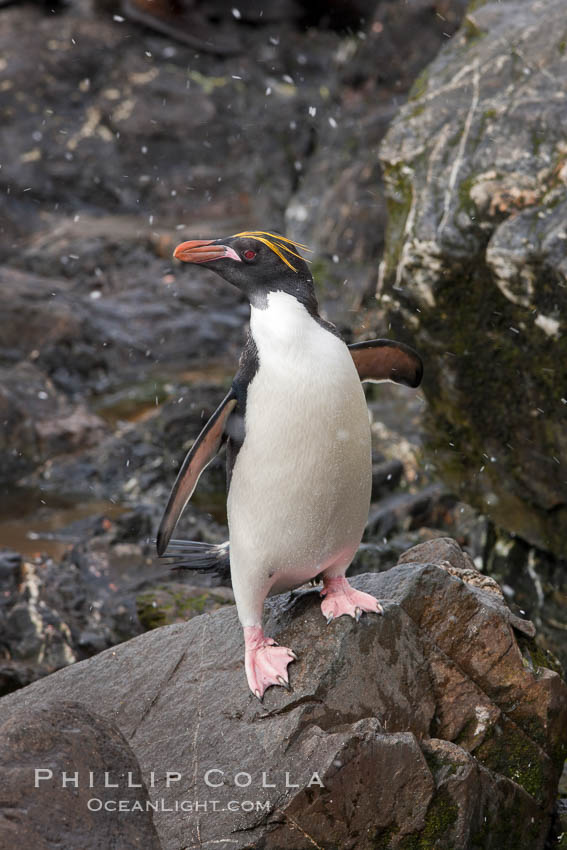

{"left": 243, "top": 249, "right": 256, "bottom": 260}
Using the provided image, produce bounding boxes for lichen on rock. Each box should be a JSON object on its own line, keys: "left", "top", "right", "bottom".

{"left": 379, "top": 0, "right": 567, "bottom": 557}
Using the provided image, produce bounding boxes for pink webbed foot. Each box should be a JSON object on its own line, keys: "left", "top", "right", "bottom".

{"left": 244, "top": 626, "right": 297, "bottom": 701}
{"left": 320, "top": 576, "right": 383, "bottom": 623}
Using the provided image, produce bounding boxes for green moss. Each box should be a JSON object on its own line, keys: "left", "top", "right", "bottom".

{"left": 93, "top": 378, "right": 171, "bottom": 423}
{"left": 423, "top": 749, "right": 459, "bottom": 778}
{"left": 409, "top": 103, "right": 425, "bottom": 119}
{"left": 310, "top": 258, "right": 333, "bottom": 296}
{"left": 136, "top": 585, "right": 232, "bottom": 630}
{"left": 410, "top": 256, "right": 567, "bottom": 559}
{"left": 408, "top": 68, "right": 429, "bottom": 102}
{"left": 558, "top": 38, "right": 566, "bottom": 55}
{"left": 187, "top": 70, "right": 228, "bottom": 95}
{"left": 371, "top": 825, "right": 398, "bottom": 849}
{"left": 178, "top": 592, "right": 209, "bottom": 615}
{"left": 136, "top": 591, "right": 171, "bottom": 629}
{"left": 421, "top": 792, "right": 459, "bottom": 843}
{"left": 398, "top": 835, "right": 420, "bottom": 850}
{"left": 518, "top": 634, "right": 564, "bottom": 679}
{"left": 474, "top": 721, "right": 546, "bottom": 803}
{"left": 470, "top": 800, "right": 540, "bottom": 850}
{"left": 457, "top": 174, "right": 477, "bottom": 216}
{"left": 396, "top": 790, "right": 459, "bottom": 849}
{"left": 463, "top": 15, "right": 487, "bottom": 43}
{"left": 470, "top": 819, "right": 490, "bottom": 848}
{"left": 382, "top": 162, "right": 414, "bottom": 278}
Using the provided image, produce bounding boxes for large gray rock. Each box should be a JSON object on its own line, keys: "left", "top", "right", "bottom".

{"left": 378, "top": 0, "right": 567, "bottom": 557}
{"left": 1, "top": 540, "right": 565, "bottom": 849}
{"left": 0, "top": 700, "right": 161, "bottom": 849}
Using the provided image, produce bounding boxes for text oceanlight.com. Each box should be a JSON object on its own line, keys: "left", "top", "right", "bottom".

{"left": 86, "top": 799, "right": 272, "bottom": 813}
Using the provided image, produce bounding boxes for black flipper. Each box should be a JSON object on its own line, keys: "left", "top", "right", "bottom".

{"left": 349, "top": 339, "right": 423, "bottom": 388}
{"left": 156, "top": 390, "right": 237, "bottom": 557}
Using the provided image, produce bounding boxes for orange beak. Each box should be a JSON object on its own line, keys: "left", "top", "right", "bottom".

{"left": 173, "top": 239, "right": 239, "bottom": 263}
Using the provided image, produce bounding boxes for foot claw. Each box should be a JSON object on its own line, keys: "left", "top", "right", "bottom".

{"left": 320, "top": 577, "right": 382, "bottom": 623}
{"left": 244, "top": 626, "right": 297, "bottom": 699}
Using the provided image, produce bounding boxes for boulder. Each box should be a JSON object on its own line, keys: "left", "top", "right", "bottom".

{"left": 0, "top": 700, "right": 161, "bottom": 849}
{"left": 378, "top": 0, "right": 567, "bottom": 557}
{"left": 1, "top": 539, "right": 565, "bottom": 849}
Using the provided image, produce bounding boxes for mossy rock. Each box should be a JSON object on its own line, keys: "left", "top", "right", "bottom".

{"left": 474, "top": 718, "right": 549, "bottom": 805}
{"left": 136, "top": 582, "right": 234, "bottom": 630}
{"left": 379, "top": 0, "right": 567, "bottom": 560}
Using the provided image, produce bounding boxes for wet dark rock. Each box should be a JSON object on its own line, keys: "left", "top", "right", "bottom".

{"left": 341, "top": 0, "right": 468, "bottom": 94}
{"left": 0, "top": 542, "right": 148, "bottom": 696}
{"left": 365, "top": 482, "right": 455, "bottom": 538}
{"left": 350, "top": 529, "right": 440, "bottom": 575}
{"left": 0, "top": 267, "right": 81, "bottom": 367}
{"left": 351, "top": 499, "right": 490, "bottom": 577}
{"left": 371, "top": 457, "right": 404, "bottom": 500}
{"left": 0, "top": 263, "right": 246, "bottom": 399}
{"left": 112, "top": 503, "right": 155, "bottom": 543}
{"left": 1, "top": 539, "right": 565, "bottom": 849}
{"left": 379, "top": 0, "right": 567, "bottom": 558}
{"left": 0, "top": 664, "right": 36, "bottom": 698}
{"left": 0, "top": 0, "right": 452, "bottom": 553}
{"left": 0, "top": 360, "right": 107, "bottom": 483}
{"left": 298, "top": 0, "right": 379, "bottom": 31}
{"left": 484, "top": 527, "right": 567, "bottom": 673}
{"left": 119, "top": 0, "right": 244, "bottom": 56}
{"left": 0, "top": 700, "right": 161, "bottom": 850}
{"left": 0, "top": 549, "right": 21, "bottom": 589}
{"left": 20, "top": 380, "right": 230, "bottom": 515}
{"left": 0, "top": 2, "right": 317, "bottom": 251}
{"left": 285, "top": 0, "right": 468, "bottom": 320}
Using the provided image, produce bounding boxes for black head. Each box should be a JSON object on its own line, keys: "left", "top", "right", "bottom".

{"left": 173, "top": 230, "right": 316, "bottom": 311}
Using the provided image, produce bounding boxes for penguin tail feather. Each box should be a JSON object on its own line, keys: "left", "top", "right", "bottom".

{"left": 157, "top": 539, "right": 230, "bottom": 582}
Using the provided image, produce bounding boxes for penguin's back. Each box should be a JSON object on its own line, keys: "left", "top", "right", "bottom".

{"left": 227, "top": 291, "right": 372, "bottom": 590}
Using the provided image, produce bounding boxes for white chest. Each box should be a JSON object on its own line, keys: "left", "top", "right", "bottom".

{"left": 227, "top": 291, "right": 372, "bottom": 577}
{"left": 252, "top": 291, "right": 356, "bottom": 395}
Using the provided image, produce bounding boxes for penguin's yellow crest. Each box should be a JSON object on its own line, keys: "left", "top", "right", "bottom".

{"left": 233, "top": 231, "right": 312, "bottom": 272}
